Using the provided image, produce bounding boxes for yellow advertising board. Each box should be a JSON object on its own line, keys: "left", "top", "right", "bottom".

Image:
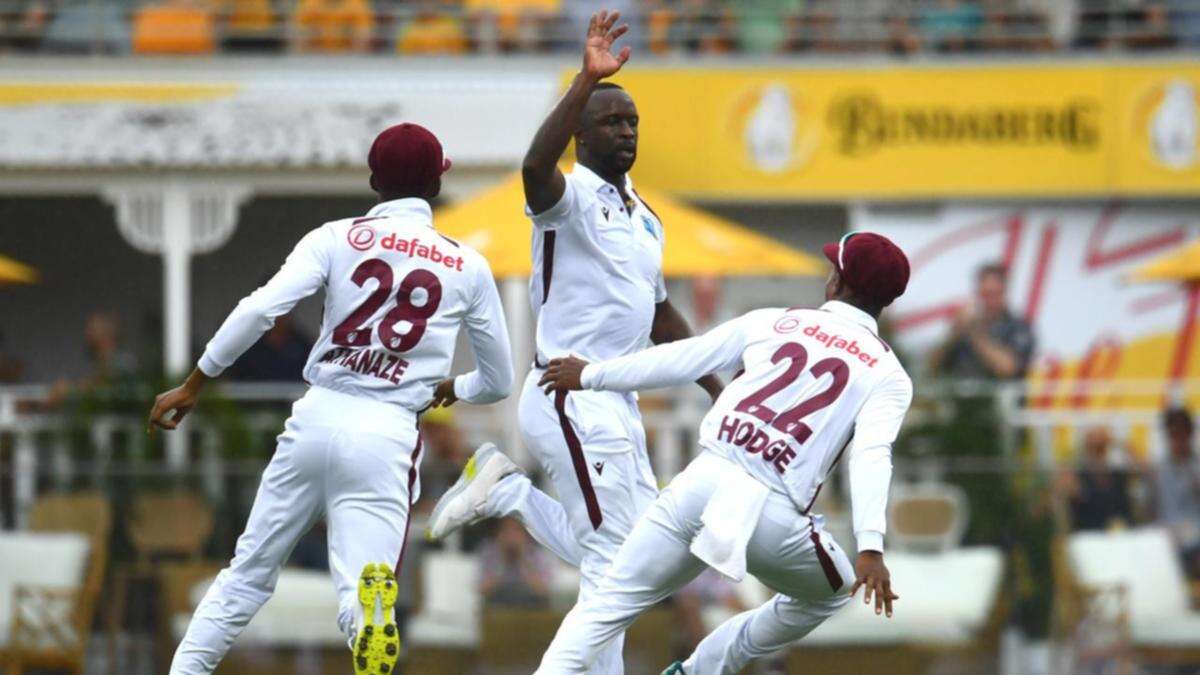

{"left": 608, "top": 62, "right": 1200, "bottom": 200}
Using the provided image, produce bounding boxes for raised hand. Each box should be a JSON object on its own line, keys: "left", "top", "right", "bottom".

{"left": 582, "top": 10, "right": 631, "bottom": 80}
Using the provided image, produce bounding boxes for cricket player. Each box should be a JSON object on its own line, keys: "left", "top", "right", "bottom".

{"left": 426, "top": 10, "right": 720, "bottom": 674}
{"left": 148, "top": 123, "right": 513, "bottom": 675}
{"left": 534, "top": 232, "right": 913, "bottom": 675}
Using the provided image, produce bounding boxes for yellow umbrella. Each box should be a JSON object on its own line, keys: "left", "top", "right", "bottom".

{"left": 436, "top": 173, "right": 825, "bottom": 279}
{"left": 1129, "top": 239, "right": 1200, "bottom": 283}
{"left": 0, "top": 254, "right": 37, "bottom": 285}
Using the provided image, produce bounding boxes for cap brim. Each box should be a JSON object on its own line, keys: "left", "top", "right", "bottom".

{"left": 822, "top": 242, "right": 840, "bottom": 270}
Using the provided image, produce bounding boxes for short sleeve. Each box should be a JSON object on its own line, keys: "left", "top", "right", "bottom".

{"left": 526, "top": 174, "right": 583, "bottom": 230}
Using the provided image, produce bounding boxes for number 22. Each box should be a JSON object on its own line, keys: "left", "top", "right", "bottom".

{"left": 735, "top": 343, "right": 849, "bottom": 444}
{"left": 332, "top": 259, "right": 442, "bottom": 352}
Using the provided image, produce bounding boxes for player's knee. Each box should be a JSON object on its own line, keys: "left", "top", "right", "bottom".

{"left": 208, "top": 569, "right": 276, "bottom": 617}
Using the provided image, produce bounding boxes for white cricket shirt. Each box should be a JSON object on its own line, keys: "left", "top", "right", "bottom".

{"left": 527, "top": 163, "right": 667, "bottom": 365}
{"left": 580, "top": 301, "right": 913, "bottom": 552}
{"left": 198, "top": 198, "right": 513, "bottom": 411}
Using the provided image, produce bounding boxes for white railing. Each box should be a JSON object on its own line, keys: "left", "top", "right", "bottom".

{"left": 2, "top": 378, "right": 1197, "bottom": 525}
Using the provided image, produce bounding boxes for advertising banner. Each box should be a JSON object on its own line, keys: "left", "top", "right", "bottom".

{"left": 615, "top": 62, "right": 1200, "bottom": 199}
{"left": 855, "top": 203, "right": 1200, "bottom": 455}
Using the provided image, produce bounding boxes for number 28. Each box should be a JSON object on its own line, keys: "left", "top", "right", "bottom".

{"left": 332, "top": 258, "right": 442, "bottom": 352}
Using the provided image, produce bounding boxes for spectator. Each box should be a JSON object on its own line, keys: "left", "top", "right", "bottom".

{"left": 1058, "top": 427, "right": 1138, "bottom": 532}
{"left": 83, "top": 311, "right": 139, "bottom": 386}
{"left": 478, "top": 518, "right": 552, "bottom": 608}
{"left": 559, "top": 0, "right": 635, "bottom": 52}
{"left": 0, "top": 329, "right": 23, "bottom": 383}
{"left": 227, "top": 314, "right": 313, "bottom": 382}
{"left": 291, "top": 0, "right": 374, "bottom": 53}
{"left": 1170, "top": 0, "right": 1200, "bottom": 47}
{"left": 219, "top": 0, "right": 283, "bottom": 52}
{"left": 48, "top": 311, "right": 140, "bottom": 407}
{"left": 38, "top": 0, "right": 134, "bottom": 54}
{"left": 413, "top": 405, "right": 471, "bottom": 515}
{"left": 465, "top": 0, "right": 558, "bottom": 52}
{"left": 918, "top": 0, "right": 983, "bottom": 52}
{"left": 397, "top": 0, "right": 469, "bottom": 54}
{"left": 1125, "top": 0, "right": 1174, "bottom": 50}
{"left": 2, "top": 1, "right": 46, "bottom": 52}
{"left": 736, "top": 0, "right": 802, "bottom": 54}
{"left": 930, "top": 263, "right": 1036, "bottom": 380}
{"left": 882, "top": 6, "right": 921, "bottom": 55}
{"left": 802, "top": 0, "right": 844, "bottom": 52}
{"left": 132, "top": 0, "right": 217, "bottom": 55}
{"left": 1154, "top": 407, "right": 1200, "bottom": 579}
{"left": 979, "top": 0, "right": 1051, "bottom": 51}
{"left": 1026, "top": 0, "right": 1079, "bottom": 48}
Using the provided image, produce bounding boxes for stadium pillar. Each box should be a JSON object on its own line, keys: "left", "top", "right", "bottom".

{"left": 502, "top": 277, "right": 532, "bottom": 465}
{"left": 104, "top": 180, "right": 249, "bottom": 469}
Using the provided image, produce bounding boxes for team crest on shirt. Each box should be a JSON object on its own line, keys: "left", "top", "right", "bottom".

{"left": 641, "top": 215, "right": 657, "bottom": 239}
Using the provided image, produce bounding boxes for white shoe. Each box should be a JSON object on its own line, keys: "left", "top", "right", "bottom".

{"left": 426, "top": 443, "right": 519, "bottom": 540}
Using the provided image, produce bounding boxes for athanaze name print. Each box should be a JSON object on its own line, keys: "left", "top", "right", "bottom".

{"left": 316, "top": 346, "right": 411, "bottom": 384}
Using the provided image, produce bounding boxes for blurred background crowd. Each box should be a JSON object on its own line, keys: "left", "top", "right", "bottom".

{"left": 0, "top": 0, "right": 1196, "bottom": 56}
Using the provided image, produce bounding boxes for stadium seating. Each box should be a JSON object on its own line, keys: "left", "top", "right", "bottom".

{"left": 1064, "top": 528, "right": 1200, "bottom": 663}
{"left": 0, "top": 492, "right": 111, "bottom": 675}
{"left": 107, "top": 492, "right": 215, "bottom": 668}
{"left": 0, "top": 532, "right": 91, "bottom": 671}
{"left": 173, "top": 568, "right": 346, "bottom": 647}
{"left": 888, "top": 482, "right": 970, "bottom": 552}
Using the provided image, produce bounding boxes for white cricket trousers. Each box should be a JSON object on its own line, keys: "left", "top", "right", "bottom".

{"left": 535, "top": 452, "right": 854, "bottom": 675}
{"left": 169, "top": 386, "right": 423, "bottom": 675}
{"left": 483, "top": 369, "right": 659, "bottom": 674}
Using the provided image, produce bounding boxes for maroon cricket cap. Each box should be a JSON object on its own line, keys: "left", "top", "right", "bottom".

{"left": 822, "top": 232, "right": 910, "bottom": 307}
{"left": 368, "top": 123, "right": 452, "bottom": 195}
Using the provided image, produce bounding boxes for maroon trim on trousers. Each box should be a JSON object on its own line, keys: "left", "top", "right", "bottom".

{"left": 554, "top": 390, "right": 603, "bottom": 530}
{"left": 802, "top": 432, "right": 853, "bottom": 515}
{"left": 395, "top": 423, "right": 424, "bottom": 575}
{"left": 810, "top": 530, "right": 844, "bottom": 592}
{"left": 541, "top": 230, "right": 557, "bottom": 304}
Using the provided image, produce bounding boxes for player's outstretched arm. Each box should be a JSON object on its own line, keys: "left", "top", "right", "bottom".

{"left": 541, "top": 313, "right": 751, "bottom": 395}
{"left": 522, "top": 9, "right": 629, "bottom": 214}
{"left": 846, "top": 370, "right": 913, "bottom": 619}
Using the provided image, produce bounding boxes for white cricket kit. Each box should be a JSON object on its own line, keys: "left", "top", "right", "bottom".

{"left": 171, "top": 198, "right": 512, "bottom": 675}
{"left": 482, "top": 163, "right": 667, "bottom": 675}
{"left": 537, "top": 301, "right": 913, "bottom": 675}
